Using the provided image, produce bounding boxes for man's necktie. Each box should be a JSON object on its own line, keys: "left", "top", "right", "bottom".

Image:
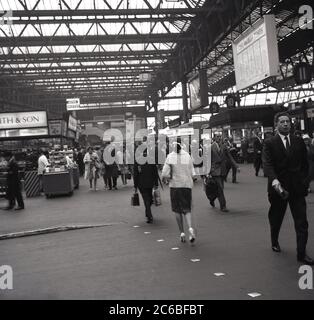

{"left": 284, "top": 136, "right": 290, "bottom": 152}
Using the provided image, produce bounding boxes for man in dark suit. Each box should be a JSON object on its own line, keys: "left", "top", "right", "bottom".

{"left": 209, "top": 134, "right": 228, "bottom": 212}
{"left": 3, "top": 151, "right": 24, "bottom": 210}
{"left": 262, "top": 112, "right": 313, "bottom": 265}
{"left": 253, "top": 132, "right": 263, "bottom": 176}
{"left": 133, "top": 141, "right": 159, "bottom": 223}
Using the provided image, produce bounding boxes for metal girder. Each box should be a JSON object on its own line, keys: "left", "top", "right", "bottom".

{"left": 0, "top": 70, "right": 164, "bottom": 81}
{"left": 1, "top": 63, "right": 164, "bottom": 73}
{"left": 10, "top": 8, "right": 208, "bottom": 17}
{"left": 0, "top": 50, "right": 172, "bottom": 65}
{"left": 0, "top": 33, "right": 194, "bottom": 47}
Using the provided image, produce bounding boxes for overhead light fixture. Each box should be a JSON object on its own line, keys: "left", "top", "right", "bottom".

{"left": 139, "top": 73, "right": 152, "bottom": 81}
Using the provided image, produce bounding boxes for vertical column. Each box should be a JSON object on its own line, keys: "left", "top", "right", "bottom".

{"left": 182, "top": 77, "right": 189, "bottom": 123}
{"left": 153, "top": 100, "right": 158, "bottom": 135}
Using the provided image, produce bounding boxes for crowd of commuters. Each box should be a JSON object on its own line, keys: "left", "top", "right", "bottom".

{"left": 1, "top": 112, "right": 314, "bottom": 265}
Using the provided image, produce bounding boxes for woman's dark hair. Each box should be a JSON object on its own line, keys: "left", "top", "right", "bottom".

{"left": 174, "top": 137, "right": 182, "bottom": 153}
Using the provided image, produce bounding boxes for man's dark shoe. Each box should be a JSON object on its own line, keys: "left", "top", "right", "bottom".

{"left": 146, "top": 217, "right": 153, "bottom": 224}
{"left": 209, "top": 200, "right": 215, "bottom": 208}
{"left": 297, "top": 254, "right": 314, "bottom": 265}
{"left": 14, "top": 207, "right": 24, "bottom": 211}
{"left": 3, "top": 207, "right": 14, "bottom": 210}
{"left": 272, "top": 244, "right": 281, "bottom": 252}
{"left": 220, "top": 207, "right": 229, "bottom": 212}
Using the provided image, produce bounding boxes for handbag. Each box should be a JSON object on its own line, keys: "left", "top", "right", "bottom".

{"left": 153, "top": 188, "right": 161, "bottom": 206}
{"left": 126, "top": 172, "right": 132, "bottom": 179}
{"left": 204, "top": 175, "right": 219, "bottom": 201}
{"left": 131, "top": 192, "right": 140, "bottom": 206}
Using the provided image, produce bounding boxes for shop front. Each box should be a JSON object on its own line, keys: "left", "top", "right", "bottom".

{"left": 0, "top": 110, "right": 49, "bottom": 197}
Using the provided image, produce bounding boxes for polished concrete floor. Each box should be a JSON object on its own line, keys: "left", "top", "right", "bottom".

{"left": 0, "top": 164, "right": 313, "bottom": 300}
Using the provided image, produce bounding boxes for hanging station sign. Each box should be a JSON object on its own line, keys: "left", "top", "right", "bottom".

{"left": 66, "top": 98, "right": 80, "bottom": 111}
{"left": 68, "top": 115, "right": 78, "bottom": 132}
{"left": 232, "top": 15, "right": 280, "bottom": 91}
{"left": 188, "top": 69, "right": 209, "bottom": 110}
{"left": 0, "top": 111, "right": 48, "bottom": 130}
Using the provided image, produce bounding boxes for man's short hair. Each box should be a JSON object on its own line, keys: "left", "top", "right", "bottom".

{"left": 274, "top": 112, "right": 291, "bottom": 124}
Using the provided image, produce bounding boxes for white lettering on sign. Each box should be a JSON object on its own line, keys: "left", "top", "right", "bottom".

{"left": 0, "top": 111, "right": 47, "bottom": 130}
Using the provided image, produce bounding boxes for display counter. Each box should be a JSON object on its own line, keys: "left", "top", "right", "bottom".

{"left": 43, "top": 169, "right": 74, "bottom": 198}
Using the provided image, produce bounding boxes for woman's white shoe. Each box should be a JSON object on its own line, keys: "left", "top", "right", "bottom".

{"left": 189, "top": 228, "right": 196, "bottom": 243}
{"left": 180, "top": 232, "right": 186, "bottom": 243}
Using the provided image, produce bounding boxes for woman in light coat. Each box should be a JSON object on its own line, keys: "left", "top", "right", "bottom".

{"left": 83, "top": 147, "right": 100, "bottom": 191}
{"left": 162, "top": 139, "right": 196, "bottom": 243}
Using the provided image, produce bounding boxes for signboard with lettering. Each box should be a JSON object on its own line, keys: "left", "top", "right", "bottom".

{"left": 48, "top": 120, "right": 62, "bottom": 136}
{"left": 68, "top": 115, "right": 77, "bottom": 132}
{"left": 0, "top": 111, "right": 47, "bottom": 130}
{"left": 232, "top": 15, "right": 280, "bottom": 91}
{"left": 66, "top": 98, "right": 80, "bottom": 111}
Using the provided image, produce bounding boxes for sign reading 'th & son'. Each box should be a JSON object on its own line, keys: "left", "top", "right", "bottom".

{"left": 0, "top": 111, "right": 48, "bottom": 130}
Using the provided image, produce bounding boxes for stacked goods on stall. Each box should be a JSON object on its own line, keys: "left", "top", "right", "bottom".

{"left": 43, "top": 145, "right": 78, "bottom": 198}
{"left": 47, "top": 145, "right": 71, "bottom": 173}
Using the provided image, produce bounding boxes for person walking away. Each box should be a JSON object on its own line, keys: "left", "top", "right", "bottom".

{"left": 3, "top": 151, "right": 24, "bottom": 210}
{"left": 253, "top": 132, "right": 263, "bottom": 176}
{"left": 241, "top": 137, "right": 249, "bottom": 164}
{"left": 263, "top": 112, "right": 313, "bottom": 265}
{"left": 162, "top": 139, "right": 196, "bottom": 243}
{"left": 77, "top": 148, "right": 85, "bottom": 177}
{"left": 117, "top": 146, "right": 129, "bottom": 186}
{"left": 38, "top": 149, "right": 49, "bottom": 193}
{"left": 223, "top": 138, "right": 239, "bottom": 183}
{"left": 303, "top": 134, "right": 314, "bottom": 193}
{"left": 103, "top": 137, "right": 119, "bottom": 190}
{"left": 207, "top": 135, "right": 229, "bottom": 212}
{"left": 133, "top": 146, "right": 159, "bottom": 224}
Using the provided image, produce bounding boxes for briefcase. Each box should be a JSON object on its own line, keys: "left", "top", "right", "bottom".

{"left": 131, "top": 192, "right": 140, "bottom": 206}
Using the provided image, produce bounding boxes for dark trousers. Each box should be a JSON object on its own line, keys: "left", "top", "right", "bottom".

{"left": 105, "top": 177, "right": 117, "bottom": 189}
{"left": 268, "top": 193, "right": 308, "bottom": 258}
{"left": 225, "top": 161, "right": 237, "bottom": 183}
{"left": 212, "top": 176, "right": 226, "bottom": 209}
{"left": 7, "top": 185, "right": 24, "bottom": 209}
{"left": 139, "top": 187, "right": 153, "bottom": 219}
{"left": 254, "top": 156, "right": 262, "bottom": 175}
{"left": 38, "top": 174, "right": 43, "bottom": 192}
{"left": 78, "top": 163, "right": 84, "bottom": 176}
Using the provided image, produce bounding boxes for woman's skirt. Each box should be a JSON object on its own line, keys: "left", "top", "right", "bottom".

{"left": 170, "top": 188, "right": 192, "bottom": 214}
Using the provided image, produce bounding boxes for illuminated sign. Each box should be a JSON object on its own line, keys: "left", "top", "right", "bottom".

{"left": 0, "top": 111, "right": 47, "bottom": 130}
